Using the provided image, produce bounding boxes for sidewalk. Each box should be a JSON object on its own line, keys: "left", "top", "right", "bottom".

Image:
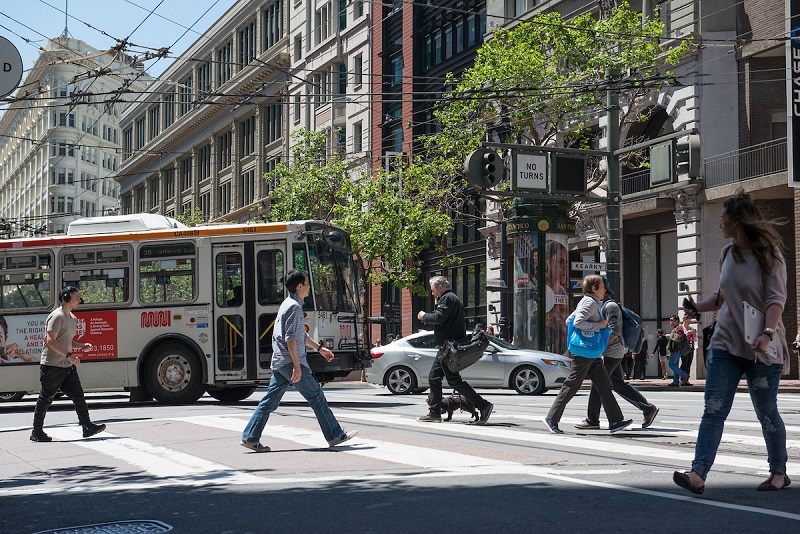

{"left": 581, "top": 377, "right": 800, "bottom": 393}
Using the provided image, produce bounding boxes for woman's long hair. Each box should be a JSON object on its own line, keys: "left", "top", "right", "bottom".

{"left": 723, "top": 189, "right": 787, "bottom": 276}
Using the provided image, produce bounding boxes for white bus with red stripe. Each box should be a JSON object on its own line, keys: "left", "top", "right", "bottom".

{"left": 0, "top": 215, "right": 369, "bottom": 404}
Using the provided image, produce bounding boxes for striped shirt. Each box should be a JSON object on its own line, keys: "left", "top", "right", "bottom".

{"left": 271, "top": 293, "right": 309, "bottom": 370}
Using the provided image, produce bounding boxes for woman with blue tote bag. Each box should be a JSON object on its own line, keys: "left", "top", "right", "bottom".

{"left": 543, "top": 274, "right": 633, "bottom": 434}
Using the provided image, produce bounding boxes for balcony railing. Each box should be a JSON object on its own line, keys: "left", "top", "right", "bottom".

{"left": 704, "top": 137, "right": 787, "bottom": 188}
{"left": 621, "top": 168, "right": 651, "bottom": 196}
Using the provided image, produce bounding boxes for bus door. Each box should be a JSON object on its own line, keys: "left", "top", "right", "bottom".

{"left": 212, "top": 242, "right": 285, "bottom": 382}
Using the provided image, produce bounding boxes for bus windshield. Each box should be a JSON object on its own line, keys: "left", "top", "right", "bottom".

{"left": 306, "top": 227, "right": 359, "bottom": 313}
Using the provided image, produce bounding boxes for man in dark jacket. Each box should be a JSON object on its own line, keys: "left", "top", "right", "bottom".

{"left": 416, "top": 276, "right": 493, "bottom": 424}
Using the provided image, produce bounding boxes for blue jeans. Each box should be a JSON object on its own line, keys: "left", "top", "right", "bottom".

{"left": 668, "top": 352, "right": 687, "bottom": 384}
{"left": 692, "top": 349, "right": 786, "bottom": 479}
{"left": 242, "top": 364, "right": 344, "bottom": 444}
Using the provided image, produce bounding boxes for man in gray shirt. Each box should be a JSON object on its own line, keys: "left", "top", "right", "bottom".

{"left": 31, "top": 286, "right": 106, "bottom": 442}
{"left": 575, "top": 276, "right": 659, "bottom": 430}
{"left": 241, "top": 269, "right": 357, "bottom": 452}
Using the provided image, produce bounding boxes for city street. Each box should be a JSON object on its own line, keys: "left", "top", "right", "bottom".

{"left": 2, "top": 383, "right": 799, "bottom": 533}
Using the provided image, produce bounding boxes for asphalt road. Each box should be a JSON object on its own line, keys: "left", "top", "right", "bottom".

{"left": 2, "top": 383, "right": 799, "bottom": 533}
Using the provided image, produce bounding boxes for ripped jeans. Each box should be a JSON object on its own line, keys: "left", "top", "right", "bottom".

{"left": 692, "top": 348, "right": 786, "bottom": 479}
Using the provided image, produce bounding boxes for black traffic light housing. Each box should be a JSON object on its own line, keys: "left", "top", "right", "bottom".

{"left": 464, "top": 148, "right": 501, "bottom": 189}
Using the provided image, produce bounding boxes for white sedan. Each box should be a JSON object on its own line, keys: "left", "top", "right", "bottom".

{"left": 366, "top": 331, "right": 571, "bottom": 395}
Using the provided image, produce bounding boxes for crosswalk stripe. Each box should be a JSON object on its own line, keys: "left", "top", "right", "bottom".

{"left": 332, "top": 412, "right": 800, "bottom": 476}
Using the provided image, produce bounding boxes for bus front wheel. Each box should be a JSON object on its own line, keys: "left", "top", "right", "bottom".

{"left": 145, "top": 343, "right": 205, "bottom": 404}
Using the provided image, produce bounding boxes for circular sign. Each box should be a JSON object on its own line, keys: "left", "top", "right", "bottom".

{"left": 537, "top": 219, "right": 550, "bottom": 232}
{"left": 0, "top": 36, "right": 24, "bottom": 98}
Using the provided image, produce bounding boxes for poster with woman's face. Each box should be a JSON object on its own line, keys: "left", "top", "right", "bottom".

{"left": 513, "top": 234, "right": 537, "bottom": 350}
{"left": 544, "top": 235, "right": 568, "bottom": 356}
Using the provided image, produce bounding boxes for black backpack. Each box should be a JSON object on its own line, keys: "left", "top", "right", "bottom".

{"left": 442, "top": 330, "right": 490, "bottom": 372}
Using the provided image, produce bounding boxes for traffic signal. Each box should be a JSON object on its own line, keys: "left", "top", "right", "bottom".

{"left": 464, "top": 148, "right": 501, "bottom": 189}
{"left": 676, "top": 134, "right": 701, "bottom": 178}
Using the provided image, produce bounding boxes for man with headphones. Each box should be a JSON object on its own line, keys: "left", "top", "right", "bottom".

{"left": 30, "top": 286, "right": 106, "bottom": 442}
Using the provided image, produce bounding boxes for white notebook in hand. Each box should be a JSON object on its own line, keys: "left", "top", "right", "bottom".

{"left": 743, "top": 301, "right": 778, "bottom": 359}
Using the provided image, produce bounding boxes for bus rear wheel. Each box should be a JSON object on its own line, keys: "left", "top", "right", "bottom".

{"left": 207, "top": 386, "right": 257, "bottom": 403}
{"left": 145, "top": 343, "right": 205, "bottom": 404}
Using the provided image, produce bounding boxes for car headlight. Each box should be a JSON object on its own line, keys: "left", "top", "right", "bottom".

{"left": 542, "top": 359, "right": 569, "bottom": 368}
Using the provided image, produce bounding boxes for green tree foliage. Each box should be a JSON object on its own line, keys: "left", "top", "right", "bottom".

{"left": 266, "top": 130, "right": 460, "bottom": 293}
{"left": 426, "top": 1, "right": 688, "bottom": 177}
{"left": 175, "top": 208, "right": 207, "bottom": 228}
{"left": 266, "top": 130, "right": 350, "bottom": 222}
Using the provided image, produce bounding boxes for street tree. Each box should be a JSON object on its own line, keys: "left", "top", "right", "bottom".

{"left": 265, "top": 129, "right": 459, "bottom": 295}
{"left": 425, "top": 1, "right": 689, "bottom": 191}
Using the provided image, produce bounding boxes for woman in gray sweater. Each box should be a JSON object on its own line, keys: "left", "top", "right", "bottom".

{"left": 674, "top": 189, "right": 790, "bottom": 494}
{"left": 543, "top": 274, "right": 631, "bottom": 434}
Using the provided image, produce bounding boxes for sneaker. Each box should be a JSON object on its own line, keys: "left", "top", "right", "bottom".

{"left": 681, "top": 381, "right": 693, "bottom": 387}
{"left": 476, "top": 402, "right": 494, "bottom": 425}
{"left": 668, "top": 383, "right": 680, "bottom": 387}
{"left": 30, "top": 429, "right": 52, "bottom": 442}
{"left": 328, "top": 429, "right": 358, "bottom": 447}
{"left": 82, "top": 422, "right": 106, "bottom": 438}
{"left": 642, "top": 407, "right": 659, "bottom": 429}
{"left": 417, "top": 413, "right": 442, "bottom": 423}
{"left": 609, "top": 419, "right": 633, "bottom": 434}
{"left": 241, "top": 440, "right": 271, "bottom": 453}
{"left": 574, "top": 418, "right": 600, "bottom": 430}
{"left": 543, "top": 417, "right": 563, "bottom": 434}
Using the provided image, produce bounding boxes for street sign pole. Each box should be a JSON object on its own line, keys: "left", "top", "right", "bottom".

{"left": 605, "top": 69, "right": 621, "bottom": 296}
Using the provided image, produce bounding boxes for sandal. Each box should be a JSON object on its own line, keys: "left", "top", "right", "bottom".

{"left": 673, "top": 471, "right": 704, "bottom": 495}
{"left": 757, "top": 472, "right": 791, "bottom": 491}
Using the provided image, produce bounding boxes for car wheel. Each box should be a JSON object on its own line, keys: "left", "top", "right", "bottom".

{"left": 207, "top": 386, "right": 257, "bottom": 403}
{"left": 385, "top": 366, "right": 417, "bottom": 395}
{"left": 0, "top": 391, "right": 25, "bottom": 402}
{"left": 511, "top": 365, "right": 545, "bottom": 395}
{"left": 144, "top": 342, "right": 205, "bottom": 404}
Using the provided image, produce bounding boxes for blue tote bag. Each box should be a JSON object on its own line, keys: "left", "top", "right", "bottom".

{"left": 567, "top": 316, "right": 611, "bottom": 358}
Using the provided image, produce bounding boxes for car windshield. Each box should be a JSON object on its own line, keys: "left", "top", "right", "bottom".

{"left": 488, "top": 335, "right": 516, "bottom": 350}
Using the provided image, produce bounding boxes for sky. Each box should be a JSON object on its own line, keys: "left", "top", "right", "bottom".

{"left": 0, "top": 0, "right": 239, "bottom": 82}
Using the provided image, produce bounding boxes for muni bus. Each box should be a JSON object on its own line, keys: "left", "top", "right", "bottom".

{"left": 0, "top": 214, "right": 371, "bottom": 404}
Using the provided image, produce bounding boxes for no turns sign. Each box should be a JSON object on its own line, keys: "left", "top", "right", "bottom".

{"left": 0, "top": 36, "right": 23, "bottom": 98}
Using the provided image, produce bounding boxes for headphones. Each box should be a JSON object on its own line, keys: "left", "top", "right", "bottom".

{"left": 60, "top": 286, "right": 78, "bottom": 303}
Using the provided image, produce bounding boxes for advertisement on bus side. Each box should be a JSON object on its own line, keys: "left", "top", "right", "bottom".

{"left": 0, "top": 311, "right": 118, "bottom": 363}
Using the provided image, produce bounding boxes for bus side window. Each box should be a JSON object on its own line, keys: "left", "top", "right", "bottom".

{"left": 257, "top": 249, "right": 284, "bottom": 305}
{"left": 139, "top": 243, "right": 196, "bottom": 304}
{"left": 0, "top": 253, "right": 53, "bottom": 311}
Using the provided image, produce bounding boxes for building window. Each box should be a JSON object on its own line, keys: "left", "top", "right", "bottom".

{"left": 444, "top": 26, "right": 452, "bottom": 59}
{"left": 149, "top": 178, "right": 159, "bottom": 209}
{"left": 200, "top": 192, "right": 211, "bottom": 220}
{"left": 263, "top": 0, "right": 284, "bottom": 51}
{"left": 164, "top": 168, "right": 175, "bottom": 201}
{"left": 218, "top": 131, "right": 232, "bottom": 170}
{"left": 135, "top": 116, "right": 145, "bottom": 149}
{"left": 294, "top": 34, "right": 302, "bottom": 61}
{"left": 353, "top": 121, "right": 362, "bottom": 153}
{"left": 198, "top": 144, "right": 212, "bottom": 181}
{"left": 179, "top": 75, "right": 192, "bottom": 116}
{"left": 239, "top": 116, "right": 256, "bottom": 156}
{"left": 315, "top": 4, "right": 329, "bottom": 45}
{"left": 148, "top": 105, "right": 160, "bottom": 139}
{"left": 217, "top": 41, "right": 233, "bottom": 86}
{"left": 354, "top": 54, "right": 363, "bottom": 87}
{"left": 338, "top": 0, "right": 347, "bottom": 30}
{"left": 238, "top": 19, "right": 257, "bottom": 68}
{"left": 122, "top": 128, "right": 133, "bottom": 160}
{"left": 294, "top": 93, "right": 301, "bottom": 124}
{"left": 240, "top": 170, "right": 255, "bottom": 205}
{"left": 218, "top": 181, "right": 231, "bottom": 217}
{"left": 135, "top": 188, "right": 145, "bottom": 212}
{"left": 434, "top": 29, "right": 442, "bottom": 65}
{"left": 265, "top": 104, "right": 283, "bottom": 144}
{"left": 197, "top": 59, "right": 212, "bottom": 97}
{"left": 337, "top": 63, "right": 347, "bottom": 95}
{"left": 467, "top": 14, "right": 476, "bottom": 47}
{"left": 180, "top": 157, "right": 192, "bottom": 191}
{"left": 390, "top": 54, "right": 403, "bottom": 86}
{"left": 355, "top": 0, "right": 364, "bottom": 18}
{"left": 164, "top": 93, "right": 175, "bottom": 127}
